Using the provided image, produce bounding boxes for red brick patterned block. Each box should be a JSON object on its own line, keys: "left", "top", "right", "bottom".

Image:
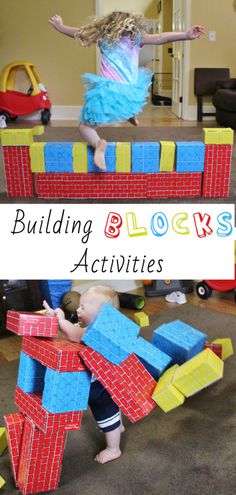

{"left": 146, "top": 172, "right": 203, "bottom": 198}
{"left": 35, "top": 173, "right": 147, "bottom": 199}
{"left": 4, "top": 413, "right": 25, "bottom": 486}
{"left": 34, "top": 172, "right": 204, "bottom": 199}
{"left": 17, "top": 416, "right": 66, "bottom": 495}
{"left": 15, "top": 387, "right": 83, "bottom": 433}
{"left": 204, "top": 343, "right": 222, "bottom": 360}
{"left": 6, "top": 311, "right": 58, "bottom": 337}
{"left": 3, "top": 146, "right": 34, "bottom": 197}
{"left": 202, "top": 144, "right": 232, "bottom": 198}
{"left": 22, "top": 337, "right": 87, "bottom": 372}
{"left": 79, "top": 347, "right": 156, "bottom": 422}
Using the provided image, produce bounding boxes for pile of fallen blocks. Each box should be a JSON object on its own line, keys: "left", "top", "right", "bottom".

{"left": 2, "top": 305, "right": 233, "bottom": 494}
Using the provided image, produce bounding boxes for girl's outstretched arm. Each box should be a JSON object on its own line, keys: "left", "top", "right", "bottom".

{"left": 49, "top": 14, "right": 80, "bottom": 38}
{"left": 141, "top": 25, "right": 205, "bottom": 45}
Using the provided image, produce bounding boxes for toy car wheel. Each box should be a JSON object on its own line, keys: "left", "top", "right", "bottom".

{"left": 41, "top": 109, "right": 51, "bottom": 125}
{"left": 196, "top": 282, "right": 212, "bottom": 299}
{"left": 0, "top": 111, "right": 10, "bottom": 124}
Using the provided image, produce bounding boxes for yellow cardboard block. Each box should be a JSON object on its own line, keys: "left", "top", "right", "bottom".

{"left": 159, "top": 141, "right": 175, "bottom": 172}
{"left": 152, "top": 365, "right": 185, "bottom": 413}
{"left": 203, "top": 128, "right": 220, "bottom": 145}
{"left": 30, "top": 142, "right": 46, "bottom": 172}
{"left": 0, "top": 428, "right": 7, "bottom": 456}
{"left": 173, "top": 349, "right": 224, "bottom": 397}
{"left": 116, "top": 142, "right": 131, "bottom": 172}
{"left": 212, "top": 338, "right": 234, "bottom": 361}
{"left": 219, "top": 128, "right": 234, "bottom": 145}
{"left": 203, "top": 127, "right": 234, "bottom": 145}
{"left": 134, "top": 311, "right": 149, "bottom": 327}
{"left": 0, "top": 476, "right": 6, "bottom": 489}
{"left": 234, "top": 241, "right": 236, "bottom": 264}
{"left": 73, "top": 142, "right": 88, "bottom": 173}
{"left": 0, "top": 126, "right": 44, "bottom": 146}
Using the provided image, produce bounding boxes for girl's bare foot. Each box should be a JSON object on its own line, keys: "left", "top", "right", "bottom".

{"left": 94, "top": 447, "right": 121, "bottom": 464}
{"left": 128, "top": 116, "right": 139, "bottom": 126}
{"left": 94, "top": 139, "right": 107, "bottom": 170}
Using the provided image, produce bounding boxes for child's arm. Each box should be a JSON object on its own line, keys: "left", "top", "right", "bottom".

{"left": 49, "top": 14, "right": 81, "bottom": 38}
{"left": 141, "top": 25, "right": 205, "bottom": 45}
{"left": 56, "top": 313, "right": 86, "bottom": 343}
{"left": 43, "top": 300, "right": 85, "bottom": 343}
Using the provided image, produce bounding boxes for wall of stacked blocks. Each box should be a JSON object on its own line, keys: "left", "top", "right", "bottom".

{"left": 0, "top": 126, "right": 234, "bottom": 199}
{"left": 2, "top": 301, "right": 233, "bottom": 494}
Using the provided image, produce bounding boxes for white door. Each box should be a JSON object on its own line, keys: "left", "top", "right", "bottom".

{"left": 172, "top": 0, "right": 185, "bottom": 118}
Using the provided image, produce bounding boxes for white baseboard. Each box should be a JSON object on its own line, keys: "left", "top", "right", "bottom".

{"left": 183, "top": 104, "right": 216, "bottom": 121}
{"left": 18, "top": 106, "right": 82, "bottom": 121}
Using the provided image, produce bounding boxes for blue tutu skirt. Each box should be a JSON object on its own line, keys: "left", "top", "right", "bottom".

{"left": 79, "top": 68, "right": 153, "bottom": 126}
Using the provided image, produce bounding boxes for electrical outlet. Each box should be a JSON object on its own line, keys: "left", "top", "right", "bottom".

{"left": 209, "top": 31, "right": 216, "bottom": 42}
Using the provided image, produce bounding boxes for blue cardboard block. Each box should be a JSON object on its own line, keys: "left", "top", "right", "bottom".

{"left": 42, "top": 368, "right": 91, "bottom": 413}
{"left": 132, "top": 142, "right": 160, "bottom": 173}
{"left": 44, "top": 143, "right": 74, "bottom": 172}
{"left": 17, "top": 351, "right": 46, "bottom": 393}
{"left": 88, "top": 143, "right": 116, "bottom": 172}
{"left": 82, "top": 303, "right": 139, "bottom": 364}
{"left": 176, "top": 142, "right": 205, "bottom": 172}
{"left": 134, "top": 337, "right": 172, "bottom": 380}
{"left": 152, "top": 320, "right": 207, "bottom": 364}
{"left": 40, "top": 280, "right": 72, "bottom": 309}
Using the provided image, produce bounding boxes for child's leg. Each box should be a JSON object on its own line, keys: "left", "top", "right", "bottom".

{"left": 79, "top": 123, "right": 107, "bottom": 170}
{"left": 95, "top": 426, "right": 121, "bottom": 464}
{"left": 128, "top": 115, "right": 139, "bottom": 126}
{"left": 89, "top": 381, "right": 123, "bottom": 464}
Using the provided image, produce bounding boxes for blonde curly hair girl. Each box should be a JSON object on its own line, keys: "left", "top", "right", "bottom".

{"left": 75, "top": 11, "right": 150, "bottom": 47}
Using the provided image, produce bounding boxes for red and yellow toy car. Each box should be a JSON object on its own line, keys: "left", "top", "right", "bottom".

{"left": 0, "top": 61, "right": 51, "bottom": 124}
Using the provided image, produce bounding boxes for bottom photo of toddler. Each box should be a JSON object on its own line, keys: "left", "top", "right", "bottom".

{"left": 0, "top": 277, "right": 235, "bottom": 495}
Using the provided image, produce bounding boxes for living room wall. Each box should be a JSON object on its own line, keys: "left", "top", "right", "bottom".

{"left": 0, "top": 0, "right": 96, "bottom": 106}
{"left": 189, "top": 0, "right": 236, "bottom": 106}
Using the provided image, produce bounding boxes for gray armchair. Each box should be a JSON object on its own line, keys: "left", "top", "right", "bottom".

{"left": 213, "top": 78, "right": 236, "bottom": 129}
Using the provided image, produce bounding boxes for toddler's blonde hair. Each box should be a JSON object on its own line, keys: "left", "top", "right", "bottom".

{"left": 83, "top": 285, "right": 120, "bottom": 309}
{"left": 75, "top": 10, "right": 150, "bottom": 47}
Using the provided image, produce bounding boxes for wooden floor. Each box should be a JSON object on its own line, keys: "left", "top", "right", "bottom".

{"left": 0, "top": 286, "right": 235, "bottom": 364}
{"left": 9, "top": 104, "right": 217, "bottom": 129}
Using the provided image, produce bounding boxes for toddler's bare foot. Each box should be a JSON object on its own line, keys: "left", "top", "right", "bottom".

{"left": 128, "top": 116, "right": 139, "bottom": 126}
{"left": 94, "top": 447, "right": 121, "bottom": 464}
{"left": 94, "top": 139, "right": 107, "bottom": 170}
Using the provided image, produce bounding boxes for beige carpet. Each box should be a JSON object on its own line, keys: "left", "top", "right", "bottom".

{"left": 0, "top": 127, "right": 235, "bottom": 204}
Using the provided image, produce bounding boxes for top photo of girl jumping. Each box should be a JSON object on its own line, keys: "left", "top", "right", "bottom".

{"left": 49, "top": 11, "right": 205, "bottom": 170}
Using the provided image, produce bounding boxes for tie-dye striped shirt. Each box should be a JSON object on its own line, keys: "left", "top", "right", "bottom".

{"left": 98, "top": 35, "right": 142, "bottom": 84}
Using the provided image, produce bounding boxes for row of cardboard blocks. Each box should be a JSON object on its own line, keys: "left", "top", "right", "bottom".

{"left": 0, "top": 125, "right": 234, "bottom": 174}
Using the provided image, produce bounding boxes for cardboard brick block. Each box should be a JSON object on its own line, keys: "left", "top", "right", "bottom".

{"left": 4, "top": 413, "right": 25, "bottom": 485}
{"left": 116, "top": 142, "right": 131, "bottom": 172}
{"left": 0, "top": 427, "right": 7, "bottom": 456}
{"left": 132, "top": 142, "right": 160, "bottom": 173}
{"left": 152, "top": 320, "right": 207, "bottom": 364}
{"left": 173, "top": 349, "right": 224, "bottom": 397}
{"left": 134, "top": 312, "right": 149, "bottom": 327}
{"left": 79, "top": 347, "right": 156, "bottom": 422}
{"left": 212, "top": 338, "right": 233, "bottom": 360}
{"left": 22, "top": 337, "right": 88, "bottom": 372}
{"left": 17, "top": 417, "right": 66, "bottom": 494}
{"left": 15, "top": 387, "right": 83, "bottom": 433}
{"left": 42, "top": 368, "right": 91, "bottom": 413}
{"left": 83, "top": 303, "right": 139, "bottom": 365}
{"left": 134, "top": 337, "right": 172, "bottom": 380}
{"left": 17, "top": 352, "right": 46, "bottom": 393}
{"left": 6, "top": 311, "right": 58, "bottom": 337}
{"left": 152, "top": 365, "right": 185, "bottom": 413}
{"left": 44, "top": 142, "right": 74, "bottom": 173}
